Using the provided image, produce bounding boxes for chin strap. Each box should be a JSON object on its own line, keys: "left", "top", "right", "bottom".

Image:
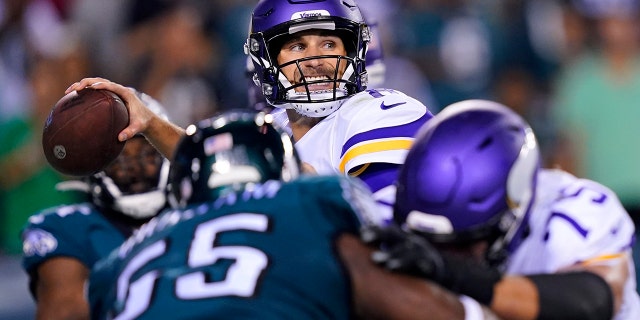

{"left": 277, "top": 92, "right": 347, "bottom": 118}
{"left": 269, "top": 108, "right": 292, "bottom": 136}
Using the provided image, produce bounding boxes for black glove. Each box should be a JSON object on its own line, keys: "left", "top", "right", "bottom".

{"left": 360, "top": 224, "right": 502, "bottom": 305}
{"left": 360, "top": 224, "right": 448, "bottom": 282}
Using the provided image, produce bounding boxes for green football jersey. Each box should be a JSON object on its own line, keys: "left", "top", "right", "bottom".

{"left": 22, "top": 203, "right": 129, "bottom": 295}
{"left": 90, "top": 175, "right": 380, "bottom": 319}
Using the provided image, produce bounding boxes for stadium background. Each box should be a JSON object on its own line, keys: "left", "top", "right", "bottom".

{"left": 2, "top": 0, "right": 640, "bottom": 318}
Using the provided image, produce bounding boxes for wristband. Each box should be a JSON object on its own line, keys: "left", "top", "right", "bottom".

{"left": 527, "top": 272, "right": 613, "bottom": 320}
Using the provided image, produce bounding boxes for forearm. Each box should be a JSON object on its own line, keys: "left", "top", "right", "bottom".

{"left": 491, "top": 256, "right": 625, "bottom": 320}
{"left": 364, "top": 222, "right": 620, "bottom": 320}
{"left": 353, "top": 271, "right": 467, "bottom": 320}
{"left": 490, "top": 276, "right": 539, "bottom": 320}
{"left": 143, "top": 115, "right": 184, "bottom": 160}
{"left": 369, "top": 232, "right": 615, "bottom": 320}
{"left": 337, "top": 234, "right": 466, "bottom": 319}
{"left": 480, "top": 272, "right": 613, "bottom": 320}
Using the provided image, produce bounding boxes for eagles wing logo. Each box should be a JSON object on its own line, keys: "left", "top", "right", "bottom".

{"left": 23, "top": 229, "right": 58, "bottom": 257}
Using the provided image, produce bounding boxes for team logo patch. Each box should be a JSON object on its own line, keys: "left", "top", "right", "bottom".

{"left": 23, "top": 229, "right": 58, "bottom": 257}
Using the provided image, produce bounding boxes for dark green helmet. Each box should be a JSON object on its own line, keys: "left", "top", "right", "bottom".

{"left": 167, "top": 111, "right": 301, "bottom": 208}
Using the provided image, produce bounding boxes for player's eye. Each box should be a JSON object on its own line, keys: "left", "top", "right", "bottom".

{"left": 322, "top": 41, "right": 336, "bottom": 50}
{"left": 288, "top": 43, "right": 305, "bottom": 52}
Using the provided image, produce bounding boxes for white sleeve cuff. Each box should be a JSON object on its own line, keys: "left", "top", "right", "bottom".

{"left": 459, "top": 295, "right": 484, "bottom": 320}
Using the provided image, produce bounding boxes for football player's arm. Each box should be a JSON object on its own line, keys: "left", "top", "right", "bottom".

{"left": 575, "top": 254, "right": 628, "bottom": 315}
{"left": 490, "top": 255, "right": 623, "bottom": 320}
{"left": 65, "top": 78, "right": 185, "bottom": 159}
{"left": 367, "top": 225, "right": 617, "bottom": 320}
{"left": 35, "top": 257, "right": 90, "bottom": 320}
{"left": 336, "top": 234, "right": 498, "bottom": 320}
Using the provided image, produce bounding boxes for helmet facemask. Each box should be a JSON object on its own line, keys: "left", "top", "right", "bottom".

{"left": 272, "top": 53, "right": 358, "bottom": 117}
{"left": 485, "top": 127, "right": 539, "bottom": 268}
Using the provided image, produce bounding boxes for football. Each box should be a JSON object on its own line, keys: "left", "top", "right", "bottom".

{"left": 42, "top": 89, "right": 129, "bottom": 176}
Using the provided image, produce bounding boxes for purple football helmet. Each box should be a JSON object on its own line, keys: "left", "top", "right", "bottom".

{"left": 394, "top": 100, "right": 540, "bottom": 267}
{"left": 245, "top": 0, "right": 370, "bottom": 117}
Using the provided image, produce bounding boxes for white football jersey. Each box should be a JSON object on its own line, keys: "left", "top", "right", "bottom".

{"left": 507, "top": 169, "right": 640, "bottom": 319}
{"left": 294, "top": 88, "right": 431, "bottom": 222}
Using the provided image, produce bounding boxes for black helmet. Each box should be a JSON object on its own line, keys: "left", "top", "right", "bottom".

{"left": 168, "top": 111, "right": 301, "bottom": 208}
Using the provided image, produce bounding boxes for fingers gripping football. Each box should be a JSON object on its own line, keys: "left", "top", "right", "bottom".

{"left": 66, "top": 78, "right": 149, "bottom": 141}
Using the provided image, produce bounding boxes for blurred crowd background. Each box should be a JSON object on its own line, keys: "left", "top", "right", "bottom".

{"left": 2, "top": 0, "right": 640, "bottom": 318}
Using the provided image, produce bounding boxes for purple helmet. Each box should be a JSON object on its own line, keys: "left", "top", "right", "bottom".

{"left": 245, "top": 0, "right": 370, "bottom": 117}
{"left": 394, "top": 100, "right": 540, "bottom": 267}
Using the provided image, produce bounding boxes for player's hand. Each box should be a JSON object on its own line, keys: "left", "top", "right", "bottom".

{"left": 66, "top": 78, "right": 156, "bottom": 142}
{"left": 360, "top": 224, "right": 447, "bottom": 282}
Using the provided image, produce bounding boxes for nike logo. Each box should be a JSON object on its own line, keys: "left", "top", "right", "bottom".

{"left": 380, "top": 101, "right": 407, "bottom": 110}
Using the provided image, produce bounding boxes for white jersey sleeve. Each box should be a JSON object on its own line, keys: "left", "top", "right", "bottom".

{"left": 510, "top": 169, "right": 635, "bottom": 272}
{"left": 294, "top": 89, "right": 431, "bottom": 175}
{"left": 508, "top": 169, "right": 640, "bottom": 320}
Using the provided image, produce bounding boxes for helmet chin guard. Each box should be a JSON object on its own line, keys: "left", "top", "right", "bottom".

{"left": 111, "top": 189, "right": 167, "bottom": 219}
{"left": 284, "top": 95, "right": 347, "bottom": 118}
